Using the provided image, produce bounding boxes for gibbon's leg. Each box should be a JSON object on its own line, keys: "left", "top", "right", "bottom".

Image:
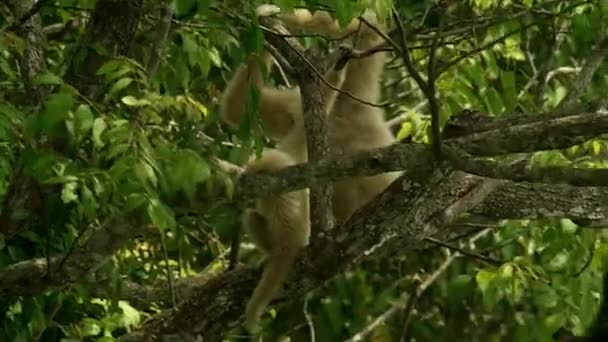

{"left": 242, "top": 148, "right": 310, "bottom": 333}
{"left": 242, "top": 210, "right": 274, "bottom": 253}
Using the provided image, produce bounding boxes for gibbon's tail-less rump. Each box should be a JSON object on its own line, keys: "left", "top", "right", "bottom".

{"left": 219, "top": 5, "right": 401, "bottom": 332}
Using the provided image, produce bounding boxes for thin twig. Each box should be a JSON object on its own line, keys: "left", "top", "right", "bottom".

{"left": 424, "top": 236, "right": 502, "bottom": 266}
{"left": 346, "top": 228, "right": 491, "bottom": 342}
{"left": 390, "top": 7, "right": 442, "bottom": 158}
{"left": 304, "top": 293, "right": 316, "bottom": 342}
{"left": 260, "top": 25, "right": 389, "bottom": 108}
{"left": 159, "top": 230, "right": 177, "bottom": 307}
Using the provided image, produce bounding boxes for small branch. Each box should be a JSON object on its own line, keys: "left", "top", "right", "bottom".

{"left": 4, "top": 0, "right": 49, "bottom": 102}
{"left": 0, "top": 220, "right": 145, "bottom": 295}
{"left": 390, "top": 7, "right": 442, "bottom": 158}
{"left": 555, "top": 37, "right": 608, "bottom": 115}
{"left": 424, "top": 236, "right": 501, "bottom": 265}
{"left": 444, "top": 145, "right": 608, "bottom": 187}
{"left": 146, "top": 0, "right": 173, "bottom": 79}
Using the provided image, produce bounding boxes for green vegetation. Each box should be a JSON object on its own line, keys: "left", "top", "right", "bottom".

{"left": 1, "top": 0, "right": 607, "bottom": 341}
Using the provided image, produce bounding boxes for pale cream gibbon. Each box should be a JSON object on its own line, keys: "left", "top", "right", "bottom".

{"left": 219, "top": 6, "right": 400, "bottom": 332}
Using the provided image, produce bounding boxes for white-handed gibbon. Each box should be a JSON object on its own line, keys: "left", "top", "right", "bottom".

{"left": 220, "top": 6, "right": 400, "bottom": 332}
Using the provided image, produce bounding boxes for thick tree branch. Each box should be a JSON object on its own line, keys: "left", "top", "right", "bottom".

{"left": 65, "top": 0, "right": 144, "bottom": 99}
{"left": 261, "top": 19, "right": 334, "bottom": 233}
{"left": 4, "top": 0, "right": 48, "bottom": 102}
{"left": 128, "top": 168, "right": 495, "bottom": 341}
{"left": 235, "top": 110, "right": 608, "bottom": 200}
{"left": 0, "top": 0, "right": 49, "bottom": 237}
{"left": 0, "top": 220, "right": 145, "bottom": 295}
{"left": 146, "top": 0, "right": 173, "bottom": 79}
{"left": 445, "top": 145, "right": 608, "bottom": 186}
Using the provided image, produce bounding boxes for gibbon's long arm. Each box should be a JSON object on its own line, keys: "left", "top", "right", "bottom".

{"left": 220, "top": 49, "right": 348, "bottom": 141}
{"left": 221, "top": 51, "right": 299, "bottom": 140}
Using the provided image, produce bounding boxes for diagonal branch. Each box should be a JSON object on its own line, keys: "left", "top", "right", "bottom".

{"left": 0, "top": 220, "right": 145, "bottom": 295}
{"left": 129, "top": 167, "right": 495, "bottom": 341}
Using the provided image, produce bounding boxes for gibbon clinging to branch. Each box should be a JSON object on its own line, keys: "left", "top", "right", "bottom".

{"left": 226, "top": 15, "right": 348, "bottom": 331}
{"left": 219, "top": 6, "right": 399, "bottom": 332}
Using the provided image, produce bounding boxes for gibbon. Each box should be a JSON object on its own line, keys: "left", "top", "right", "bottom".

{"left": 226, "top": 17, "right": 348, "bottom": 331}
{"left": 220, "top": 6, "right": 400, "bottom": 332}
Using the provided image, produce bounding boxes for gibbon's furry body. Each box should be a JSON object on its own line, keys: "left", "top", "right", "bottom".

{"left": 227, "top": 41, "right": 347, "bottom": 331}
{"left": 220, "top": 7, "right": 399, "bottom": 332}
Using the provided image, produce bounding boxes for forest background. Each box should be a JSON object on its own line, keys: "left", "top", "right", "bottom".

{"left": 1, "top": 0, "right": 608, "bottom": 341}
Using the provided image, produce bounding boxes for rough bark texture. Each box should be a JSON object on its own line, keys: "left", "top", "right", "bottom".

{"left": 0, "top": 1, "right": 48, "bottom": 238}
{"left": 65, "top": 0, "right": 144, "bottom": 98}
{"left": 262, "top": 19, "right": 335, "bottom": 234}
{"left": 0, "top": 221, "right": 143, "bottom": 295}
{"left": 235, "top": 110, "right": 608, "bottom": 200}
{"left": 4, "top": 0, "right": 48, "bottom": 103}
{"left": 127, "top": 168, "right": 508, "bottom": 341}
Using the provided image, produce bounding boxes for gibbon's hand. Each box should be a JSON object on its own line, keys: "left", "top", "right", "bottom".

{"left": 255, "top": 4, "right": 281, "bottom": 17}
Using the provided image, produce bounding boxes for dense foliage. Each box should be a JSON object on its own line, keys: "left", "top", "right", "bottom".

{"left": 1, "top": 0, "right": 608, "bottom": 341}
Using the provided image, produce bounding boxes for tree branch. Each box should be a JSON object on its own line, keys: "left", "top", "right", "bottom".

{"left": 261, "top": 18, "right": 334, "bottom": 233}
{"left": 0, "top": 220, "right": 145, "bottom": 295}
{"left": 235, "top": 109, "right": 608, "bottom": 200}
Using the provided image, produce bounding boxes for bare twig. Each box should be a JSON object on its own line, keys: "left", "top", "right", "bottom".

{"left": 346, "top": 255, "right": 457, "bottom": 342}
{"left": 390, "top": 7, "right": 442, "bottom": 158}
{"left": 259, "top": 25, "right": 389, "bottom": 108}
{"left": 555, "top": 37, "right": 608, "bottom": 115}
{"left": 424, "top": 236, "right": 501, "bottom": 265}
{"left": 304, "top": 293, "right": 316, "bottom": 342}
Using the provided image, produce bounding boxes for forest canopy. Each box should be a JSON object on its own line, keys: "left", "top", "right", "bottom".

{"left": 1, "top": 0, "right": 608, "bottom": 341}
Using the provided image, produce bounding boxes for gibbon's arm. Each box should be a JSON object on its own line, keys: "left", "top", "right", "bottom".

{"left": 221, "top": 51, "right": 299, "bottom": 140}
{"left": 277, "top": 7, "right": 380, "bottom": 39}
{"left": 220, "top": 48, "right": 348, "bottom": 140}
{"left": 242, "top": 148, "right": 311, "bottom": 333}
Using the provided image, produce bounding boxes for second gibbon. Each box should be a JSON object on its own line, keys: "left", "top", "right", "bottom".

{"left": 220, "top": 6, "right": 400, "bottom": 332}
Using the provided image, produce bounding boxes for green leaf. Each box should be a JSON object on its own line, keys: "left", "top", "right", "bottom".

{"left": 61, "top": 181, "right": 79, "bottom": 203}
{"left": 134, "top": 160, "right": 157, "bottom": 188}
{"left": 476, "top": 269, "right": 497, "bottom": 292}
{"left": 92, "top": 117, "right": 107, "bottom": 148}
{"left": 79, "top": 318, "right": 102, "bottom": 337}
{"left": 146, "top": 198, "right": 176, "bottom": 230}
{"left": 80, "top": 184, "right": 98, "bottom": 220}
{"left": 40, "top": 92, "right": 74, "bottom": 136}
{"left": 108, "top": 77, "right": 134, "bottom": 96}
{"left": 0, "top": 57, "right": 17, "bottom": 80}
{"left": 121, "top": 95, "right": 151, "bottom": 107}
{"left": 241, "top": 22, "right": 263, "bottom": 55}
{"left": 124, "top": 193, "right": 147, "bottom": 212}
{"left": 97, "top": 60, "right": 122, "bottom": 75}
{"left": 33, "top": 72, "right": 64, "bottom": 85}
{"left": 73, "top": 104, "right": 94, "bottom": 137}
